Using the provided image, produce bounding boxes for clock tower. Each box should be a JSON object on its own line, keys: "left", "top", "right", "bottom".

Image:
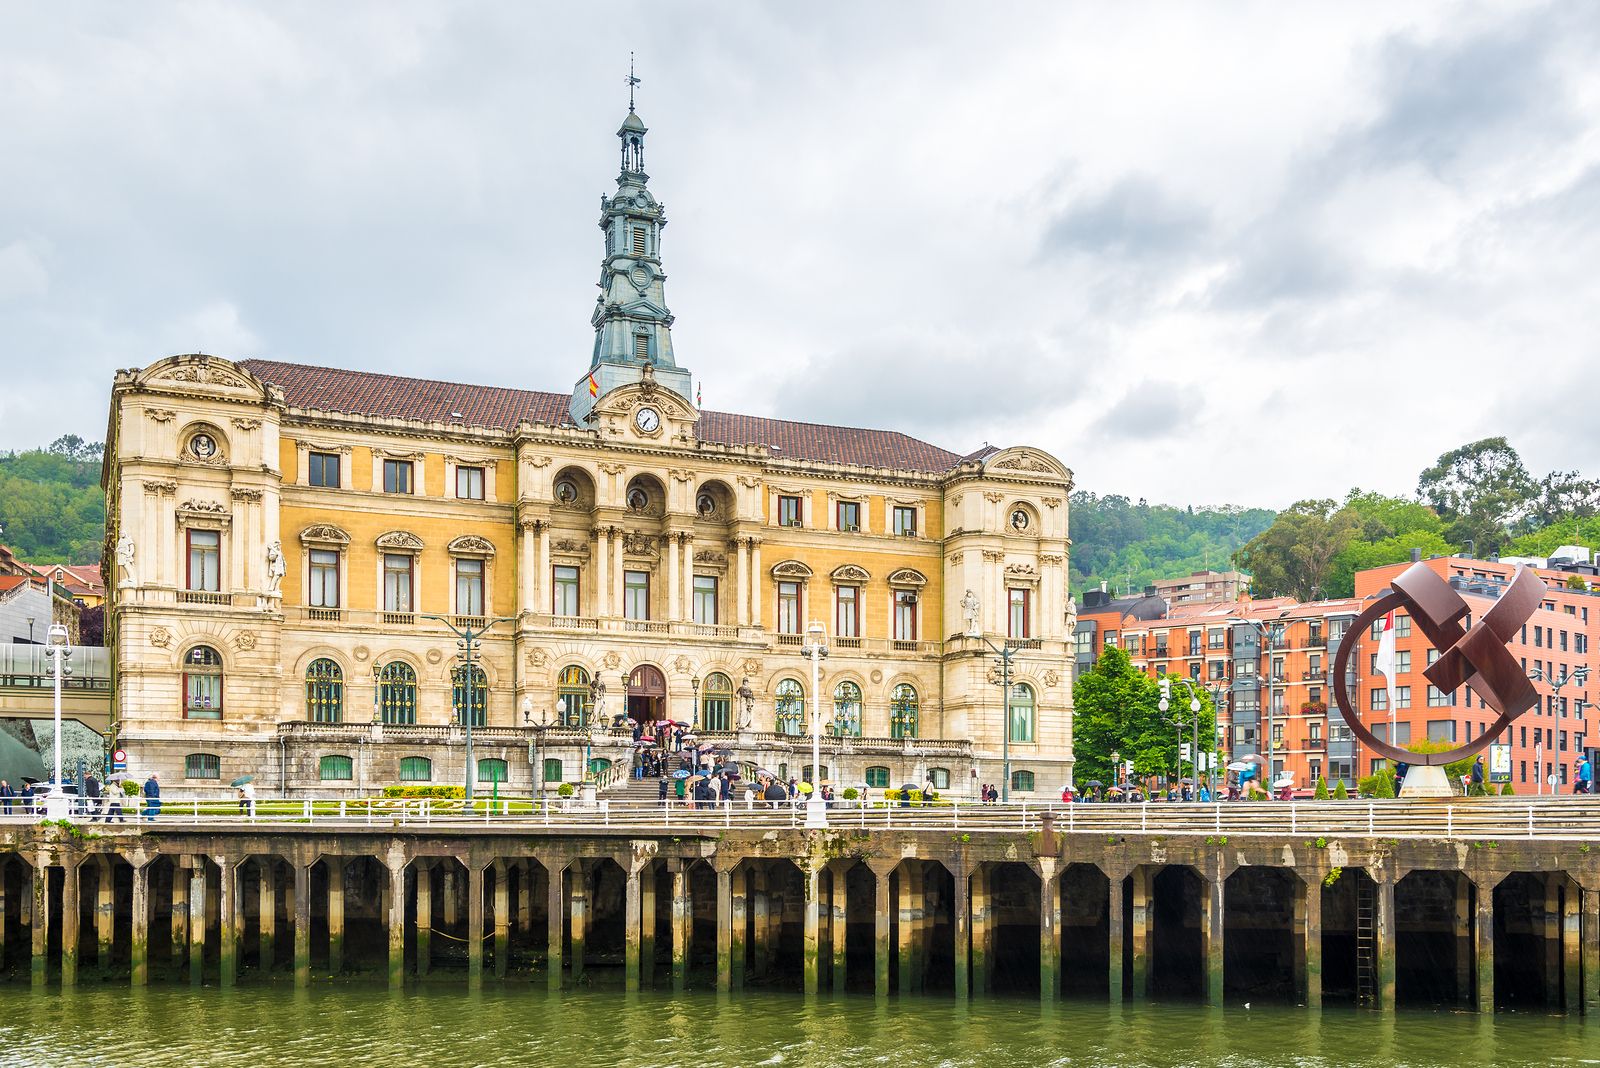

{"left": 569, "top": 82, "right": 695, "bottom": 425}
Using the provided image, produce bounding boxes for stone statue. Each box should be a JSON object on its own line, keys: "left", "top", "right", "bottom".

{"left": 265, "top": 540, "right": 286, "bottom": 595}
{"left": 736, "top": 676, "right": 756, "bottom": 730}
{"left": 114, "top": 533, "right": 136, "bottom": 584}
{"left": 1064, "top": 595, "right": 1078, "bottom": 635}
{"left": 961, "top": 588, "right": 981, "bottom": 634}
{"left": 589, "top": 678, "right": 608, "bottom": 725}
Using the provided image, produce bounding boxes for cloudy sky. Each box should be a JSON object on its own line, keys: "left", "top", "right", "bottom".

{"left": 3, "top": 1, "right": 1598, "bottom": 507}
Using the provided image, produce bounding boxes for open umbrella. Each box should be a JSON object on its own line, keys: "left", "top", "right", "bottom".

{"left": 20, "top": 777, "right": 39, "bottom": 786}
{"left": 230, "top": 775, "right": 254, "bottom": 787}
{"left": 797, "top": 781, "right": 814, "bottom": 795}
{"left": 1084, "top": 780, "right": 1104, "bottom": 789}
{"left": 1225, "top": 761, "right": 1253, "bottom": 773}
{"left": 1105, "top": 785, "right": 1125, "bottom": 794}
{"left": 106, "top": 773, "right": 132, "bottom": 784}
{"left": 672, "top": 769, "right": 691, "bottom": 779}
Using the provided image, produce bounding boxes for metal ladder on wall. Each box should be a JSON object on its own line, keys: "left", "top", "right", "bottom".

{"left": 1355, "top": 877, "right": 1377, "bottom": 1005}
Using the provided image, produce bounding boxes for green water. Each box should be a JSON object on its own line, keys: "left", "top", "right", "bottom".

{"left": 1, "top": 988, "right": 1596, "bottom": 1067}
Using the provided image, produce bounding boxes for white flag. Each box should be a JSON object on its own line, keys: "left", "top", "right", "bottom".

{"left": 1374, "top": 610, "right": 1398, "bottom": 734}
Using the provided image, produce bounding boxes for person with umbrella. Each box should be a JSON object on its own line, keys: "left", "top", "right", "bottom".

{"left": 234, "top": 776, "right": 256, "bottom": 817}
{"left": 104, "top": 774, "right": 129, "bottom": 822}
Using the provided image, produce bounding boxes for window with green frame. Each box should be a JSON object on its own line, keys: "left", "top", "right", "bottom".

{"left": 557, "top": 665, "right": 590, "bottom": 727}
{"left": 377, "top": 661, "right": 418, "bottom": 725}
{"left": 452, "top": 664, "right": 488, "bottom": 727}
{"left": 1011, "top": 769, "right": 1035, "bottom": 793}
{"left": 477, "top": 757, "right": 508, "bottom": 784}
{"left": 184, "top": 753, "right": 220, "bottom": 780}
{"left": 542, "top": 757, "right": 564, "bottom": 784}
{"left": 1009, "top": 683, "right": 1036, "bottom": 743}
{"left": 700, "top": 672, "right": 733, "bottom": 731}
{"left": 319, "top": 754, "right": 353, "bottom": 781}
{"left": 775, "top": 678, "right": 804, "bottom": 735}
{"left": 889, "top": 682, "right": 919, "bottom": 739}
{"left": 832, "top": 680, "right": 862, "bottom": 737}
{"left": 865, "top": 766, "right": 890, "bottom": 789}
{"left": 588, "top": 757, "right": 613, "bottom": 777}
{"left": 305, "top": 658, "right": 343, "bottom": 723}
{"left": 398, "top": 756, "right": 432, "bottom": 782}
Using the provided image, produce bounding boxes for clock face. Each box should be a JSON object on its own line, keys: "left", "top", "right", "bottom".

{"left": 634, "top": 406, "right": 661, "bottom": 433}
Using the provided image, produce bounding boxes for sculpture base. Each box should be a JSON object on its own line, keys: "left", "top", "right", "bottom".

{"left": 1399, "top": 764, "right": 1455, "bottom": 798}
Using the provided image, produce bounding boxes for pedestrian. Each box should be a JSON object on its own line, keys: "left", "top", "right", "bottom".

{"left": 83, "top": 771, "right": 102, "bottom": 821}
{"left": 238, "top": 780, "right": 257, "bottom": 817}
{"left": 1578, "top": 756, "right": 1592, "bottom": 795}
{"left": 0, "top": 778, "right": 14, "bottom": 815}
{"left": 658, "top": 775, "right": 669, "bottom": 803}
{"left": 106, "top": 783, "right": 126, "bottom": 823}
{"left": 142, "top": 773, "right": 162, "bottom": 821}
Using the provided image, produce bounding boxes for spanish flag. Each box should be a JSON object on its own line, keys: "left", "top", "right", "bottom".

{"left": 587, "top": 371, "right": 599, "bottom": 397}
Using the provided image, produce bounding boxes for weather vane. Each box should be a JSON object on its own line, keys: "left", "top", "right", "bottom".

{"left": 627, "top": 52, "right": 641, "bottom": 111}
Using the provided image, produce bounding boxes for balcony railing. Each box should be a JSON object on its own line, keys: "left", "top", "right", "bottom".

{"left": 452, "top": 615, "right": 487, "bottom": 630}
{"left": 177, "top": 590, "right": 230, "bottom": 606}
{"left": 1305, "top": 737, "right": 1325, "bottom": 750}
{"left": 381, "top": 612, "right": 416, "bottom": 626}
{"left": 1005, "top": 638, "right": 1043, "bottom": 651}
{"left": 308, "top": 607, "right": 343, "bottom": 623}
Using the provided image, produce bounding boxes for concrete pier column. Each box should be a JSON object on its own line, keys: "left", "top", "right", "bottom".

{"left": 61, "top": 857, "right": 81, "bottom": 987}
{"left": 170, "top": 859, "right": 189, "bottom": 980}
{"left": 443, "top": 867, "right": 459, "bottom": 928}
{"left": 1473, "top": 875, "right": 1495, "bottom": 1014}
{"left": 714, "top": 860, "right": 734, "bottom": 992}
{"left": 387, "top": 861, "right": 406, "bottom": 989}
{"left": 131, "top": 862, "right": 150, "bottom": 986}
{"left": 258, "top": 861, "right": 277, "bottom": 975}
{"left": 1564, "top": 877, "right": 1582, "bottom": 1014}
{"left": 29, "top": 855, "right": 46, "bottom": 987}
{"left": 1543, "top": 876, "right": 1562, "bottom": 1007}
{"left": 750, "top": 866, "right": 769, "bottom": 979}
{"left": 0, "top": 858, "right": 7, "bottom": 966}
{"left": 326, "top": 859, "right": 345, "bottom": 976}
{"left": 951, "top": 859, "right": 970, "bottom": 1000}
{"left": 970, "top": 864, "right": 989, "bottom": 996}
{"left": 1038, "top": 858, "right": 1059, "bottom": 1001}
{"left": 641, "top": 862, "right": 658, "bottom": 988}
{"left": 1375, "top": 873, "right": 1396, "bottom": 1011}
{"left": 803, "top": 862, "right": 822, "bottom": 995}
{"left": 545, "top": 861, "right": 564, "bottom": 991}
{"left": 896, "top": 864, "right": 912, "bottom": 995}
{"left": 1303, "top": 874, "right": 1322, "bottom": 1008}
{"left": 293, "top": 861, "right": 311, "bottom": 988}
{"left": 625, "top": 861, "right": 644, "bottom": 992}
{"left": 867, "top": 859, "right": 895, "bottom": 999}
{"left": 467, "top": 862, "right": 486, "bottom": 988}
{"left": 1202, "top": 872, "right": 1224, "bottom": 1007}
{"left": 493, "top": 861, "right": 510, "bottom": 980}
{"left": 570, "top": 862, "right": 588, "bottom": 984}
{"left": 517, "top": 862, "right": 533, "bottom": 937}
{"left": 96, "top": 856, "right": 115, "bottom": 973}
{"left": 671, "top": 861, "right": 689, "bottom": 992}
{"left": 219, "top": 857, "right": 238, "bottom": 988}
{"left": 1583, "top": 883, "right": 1600, "bottom": 1017}
{"left": 730, "top": 865, "right": 746, "bottom": 990}
{"left": 1454, "top": 874, "right": 1472, "bottom": 1008}
{"left": 416, "top": 862, "right": 433, "bottom": 978}
{"left": 830, "top": 861, "right": 851, "bottom": 995}
{"left": 1107, "top": 867, "right": 1126, "bottom": 1004}
{"left": 1130, "top": 866, "right": 1151, "bottom": 1000}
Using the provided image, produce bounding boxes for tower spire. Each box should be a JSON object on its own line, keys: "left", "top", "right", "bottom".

{"left": 627, "top": 52, "right": 640, "bottom": 112}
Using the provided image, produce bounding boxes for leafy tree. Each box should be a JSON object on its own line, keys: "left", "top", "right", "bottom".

{"left": 1528, "top": 469, "right": 1600, "bottom": 529}
{"left": 0, "top": 445, "right": 107, "bottom": 564}
{"left": 1069, "top": 492, "right": 1273, "bottom": 599}
{"left": 1501, "top": 782, "right": 1515, "bottom": 796}
{"left": 1232, "top": 499, "right": 1358, "bottom": 599}
{"left": 1504, "top": 516, "right": 1600, "bottom": 559}
{"left": 1417, "top": 437, "right": 1536, "bottom": 553}
{"left": 1072, "top": 646, "right": 1216, "bottom": 786}
{"left": 1313, "top": 776, "right": 1329, "bottom": 800}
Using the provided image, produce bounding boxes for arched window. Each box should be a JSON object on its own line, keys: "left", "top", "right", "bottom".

{"left": 477, "top": 757, "right": 508, "bottom": 784}
{"left": 928, "top": 766, "right": 950, "bottom": 790}
{"left": 587, "top": 756, "right": 613, "bottom": 778}
{"left": 183, "top": 645, "right": 224, "bottom": 720}
{"left": 802, "top": 764, "right": 829, "bottom": 783}
{"left": 452, "top": 664, "right": 488, "bottom": 727}
{"left": 542, "top": 757, "right": 564, "bottom": 785}
{"left": 890, "top": 683, "right": 919, "bottom": 739}
{"left": 378, "top": 662, "right": 417, "bottom": 725}
{"left": 319, "top": 754, "right": 353, "bottom": 781}
{"left": 1011, "top": 769, "right": 1036, "bottom": 793}
{"left": 184, "top": 753, "right": 220, "bottom": 780}
{"left": 305, "top": 658, "right": 344, "bottom": 723}
{"left": 557, "top": 665, "right": 591, "bottom": 728}
{"left": 399, "top": 756, "right": 432, "bottom": 782}
{"left": 775, "top": 678, "right": 804, "bottom": 736}
{"left": 832, "top": 681, "right": 862, "bottom": 737}
{"left": 701, "top": 672, "right": 734, "bottom": 731}
{"left": 1009, "top": 683, "right": 1036, "bottom": 743}
{"left": 865, "top": 766, "right": 890, "bottom": 789}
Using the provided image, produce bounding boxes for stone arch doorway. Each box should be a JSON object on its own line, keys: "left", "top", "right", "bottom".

{"left": 626, "top": 664, "right": 667, "bottom": 725}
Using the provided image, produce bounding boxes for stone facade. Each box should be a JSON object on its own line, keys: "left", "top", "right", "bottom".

{"left": 101, "top": 102, "right": 1075, "bottom": 797}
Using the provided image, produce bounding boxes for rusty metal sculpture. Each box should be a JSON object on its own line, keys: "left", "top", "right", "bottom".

{"left": 1332, "top": 561, "right": 1543, "bottom": 766}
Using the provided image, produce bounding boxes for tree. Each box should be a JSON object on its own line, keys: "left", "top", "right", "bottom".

{"left": 1232, "top": 499, "right": 1358, "bottom": 600}
{"left": 1417, "top": 437, "right": 1536, "bottom": 554}
{"left": 1313, "top": 776, "right": 1329, "bottom": 800}
{"left": 1072, "top": 647, "right": 1216, "bottom": 787}
{"left": 0, "top": 445, "right": 107, "bottom": 564}
{"left": 1528, "top": 469, "right": 1600, "bottom": 529}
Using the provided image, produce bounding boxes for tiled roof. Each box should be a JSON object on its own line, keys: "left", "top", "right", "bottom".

{"left": 240, "top": 359, "right": 964, "bottom": 474}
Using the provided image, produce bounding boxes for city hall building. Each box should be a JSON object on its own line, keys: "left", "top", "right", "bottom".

{"left": 101, "top": 102, "right": 1075, "bottom": 797}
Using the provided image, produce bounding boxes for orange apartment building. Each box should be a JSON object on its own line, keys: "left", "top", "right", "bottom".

{"left": 1078, "top": 551, "right": 1600, "bottom": 792}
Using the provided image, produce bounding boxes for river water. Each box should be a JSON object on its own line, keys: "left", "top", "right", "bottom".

{"left": 0, "top": 986, "right": 1593, "bottom": 1067}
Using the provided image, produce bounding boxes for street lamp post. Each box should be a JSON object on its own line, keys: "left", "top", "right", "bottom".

{"left": 965, "top": 618, "right": 1019, "bottom": 802}
{"left": 523, "top": 697, "right": 550, "bottom": 797}
{"left": 1160, "top": 678, "right": 1206, "bottom": 798}
{"left": 1234, "top": 618, "right": 1276, "bottom": 782}
{"left": 803, "top": 621, "right": 829, "bottom": 828}
{"left": 42, "top": 623, "right": 71, "bottom": 818}
{"left": 419, "top": 614, "right": 514, "bottom": 800}
{"left": 1111, "top": 749, "right": 1121, "bottom": 794}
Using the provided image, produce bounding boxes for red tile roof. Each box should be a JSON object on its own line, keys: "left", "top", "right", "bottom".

{"left": 240, "top": 359, "right": 964, "bottom": 474}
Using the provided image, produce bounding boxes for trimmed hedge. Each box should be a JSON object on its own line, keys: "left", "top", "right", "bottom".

{"left": 380, "top": 785, "right": 465, "bottom": 799}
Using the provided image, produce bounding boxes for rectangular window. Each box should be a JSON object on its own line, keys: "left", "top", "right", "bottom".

{"left": 865, "top": 766, "right": 890, "bottom": 789}
{"left": 836, "top": 585, "right": 860, "bottom": 638}
{"left": 1427, "top": 719, "right": 1457, "bottom": 743}
{"left": 893, "top": 506, "right": 917, "bottom": 536}
{"left": 308, "top": 451, "right": 340, "bottom": 488}
{"left": 1370, "top": 688, "right": 1388, "bottom": 711}
{"left": 1011, "top": 770, "right": 1036, "bottom": 793}
{"left": 1395, "top": 685, "right": 1411, "bottom": 709}
{"left": 894, "top": 589, "right": 918, "bottom": 641}
{"left": 1188, "top": 632, "right": 1202, "bottom": 656}
{"left": 1208, "top": 628, "right": 1226, "bottom": 649}
{"left": 624, "top": 570, "right": 650, "bottom": 620}
{"left": 631, "top": 227, "right": 647, "bottom": 255}
{"left": 553, "top": 566, "right": 580, "bottom": 617}
{"left": 186, "top": 529, "right": 221, "bottom": 591}
{"left": 399, "top": 756, "right": 432, "bottom": 782}
{"left": 319, "top": 755, "right": 353, "bottom": 781}
{"left": 1008, "top": 588, "right": 1031, "bottom": 639}
{"left": 184, "top": 753, "right": 220, "bottom": 780}
{"left": 455, "top": 558, "right": 485, "bottom": 616}
{"left": 777, "top": 580, "right": 801, "bottom": 634}
{"left": 692, "top": 575, "right": 718, "bottom": 625}
{"left": 1427, "top": 685, "right": 1454, "bottom": 707}
{"left": 383, "top": 554, "right": 413, "bottom": 613}
{"left": 1272, "top": 722, "right": 1284, "bottom": 747}
{"left": 455, "top": 465, "right": 485, "bottom": 500}
{"left": 929, "top": 767, "right": 950, "bottom": 790}
{"left": 309, "top": 549, "right": 340, "bottom": 608}
{"left": 777, "top": 495, "right": 802, "bottom": 527}
{"left": 383, "top": 459, "right": 413, "bottom": 494}
{"left": 542, "top": 757, "right": 564, "bottom": 785}
{"left": 836, "top": 500, "right": 860, "bottom": 532}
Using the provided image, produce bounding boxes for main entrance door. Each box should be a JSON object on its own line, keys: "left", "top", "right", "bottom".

{"left": 626, "top": 664, "right": 667, "bottom": 725}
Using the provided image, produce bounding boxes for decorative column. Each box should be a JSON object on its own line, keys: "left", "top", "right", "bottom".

{"left": 671, "top": 861, "right": 690, "bottom": 992}
{"left": 1474, "top": 875, "right": 1495, "bottom": 1014}
{"left": 493, "top": 861, "right": 510, "bottom": 981}
{"left": 61, "top": 857, "right": 80, "bottom": 987}
{"left": 750, "top": 540, "right": 763, "bottom": 628}
{"left": 736, "top": 537, "right": 750, "bottom": 626}
{"left": 867, "top": 858, "right": 895, "bottom": 999}
{"left": 666, "top": 531, "right": 681, "bottom": 622}
{"left": 131, "top": 862, "right": 150, "bottom": 987}
{"left": 545, "top": 861, "right": 564, "bottom": 992}
{"left": 536, "top": 523, "right": 551, "bottom": 613}
{"left": 415, "top": 862, "right": 433, "bottom": 978}
{"left": 519, "top": 520, "right": 537, "bottom": 613}
{"left": 293, "top": 861, "right": 311, "bottom": 988}
{"left": 804, "top": 861, "right": 822, "bottom": 995}
{"left": 612, "top": 525, "right": 625, "bottom": 615}
{"left": 681, "top": 533, "right": 696, "bottom": 621}
{"left": 188, "top": 861, "right": 206, "bottom": 988}
{"left": 715, "top": 859, "right": 735, "bottom": 992}
{"left": 594, "top": 529, "right": 611, "bottom": 617}
{"left": 467, "top": 861, "right": 486, "bottom": 988}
